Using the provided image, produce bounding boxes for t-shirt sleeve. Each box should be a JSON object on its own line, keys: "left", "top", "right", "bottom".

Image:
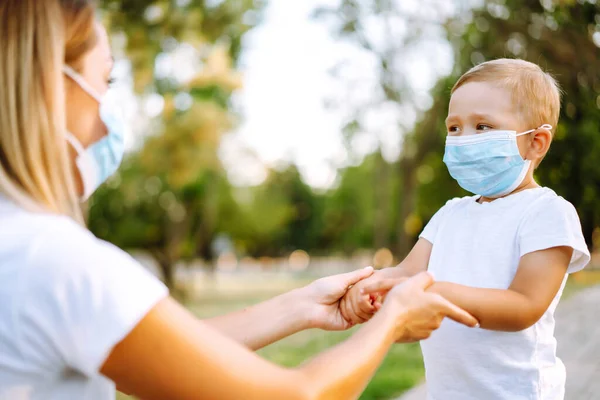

{"left": 21, "top": 221, "right": 168, "bottom": 377}
{"left": 419, "top": 198, "right": 459, "bottom": 244}
{"left": 518, "top": 196, "right": 590, "bottom": 273}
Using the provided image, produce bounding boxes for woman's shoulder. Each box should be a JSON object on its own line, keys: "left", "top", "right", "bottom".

{"left": 0, "top": 194, "right": 91, "bottom": 241}
{"left": 0, "top": 198, "right": 156, "bottom": 292}
{"left": 28, "top": 217, "right": 150, "bottom": 290}
{"left": 0, "top": 199, "right": 168, "bottom": 377}
{"left": 3, "top": 205, "right": 106, "bottom": 268}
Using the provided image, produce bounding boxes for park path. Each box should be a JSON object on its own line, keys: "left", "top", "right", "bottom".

{"left": 397, "top": 285, "right": 600, "bottom": 400}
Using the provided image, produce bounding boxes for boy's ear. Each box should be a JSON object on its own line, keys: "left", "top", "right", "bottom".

{"left": 529, "top": 126, "right": 553, "bottom": 163}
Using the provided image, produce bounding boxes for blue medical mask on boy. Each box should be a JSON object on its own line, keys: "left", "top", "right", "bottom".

{"left": 443, "top": 124, "right": 552, "bottom": 198}
{"left": 63, "top": 65, "right": 126, "bottom": 200}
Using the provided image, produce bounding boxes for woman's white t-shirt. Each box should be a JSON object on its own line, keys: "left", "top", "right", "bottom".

{"left": 419, "top": 187, "right": 590, "bottom": 400}
{"left": 0, "top": 196, "right": 168, "bottom": 400}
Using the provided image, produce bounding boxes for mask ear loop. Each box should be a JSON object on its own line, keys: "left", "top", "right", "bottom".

{"left": 65, "top": 132, "right": 86, "bottom": 155}
{"left": 514, "top": 124, "right": 553, "bottom": 165}
{"left": 63, "top": 65, "right": 103, "bottom": 103}
{"left": 515, "top": 124, "right": 553, "bottom": 137}
{"left": 65, "top": 132, "right": 99, "bottom": 201}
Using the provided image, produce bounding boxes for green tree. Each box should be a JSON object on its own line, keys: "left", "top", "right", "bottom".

{"left": 227, "top": 165, "right": 324, "bottom": 257}
{"left": 89, "top": 0, "right": 265, "bottom": 289}
{"left": 320, "top": 152, "right": 398, "bottom": 254}
{"left": 313, "top": 0, "right": 464, "bottom": 256}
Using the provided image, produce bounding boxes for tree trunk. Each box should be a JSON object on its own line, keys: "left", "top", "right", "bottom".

{"left": 373, "top": 150, "right": 390, "bottom": 249}
{"left": 396, "top": 157, "right": 417, "bottom": 258}
{"left": 150, "top": 248, "right": 176, "bottom": 290}
{"left": 154, "top": 212, "right": 190, "bottom": 292}
{"left": 158, "top": 257, "right": 176, "bottom": 290}
{"left": 581, "top": 209, "right": 595, "bottom": 250}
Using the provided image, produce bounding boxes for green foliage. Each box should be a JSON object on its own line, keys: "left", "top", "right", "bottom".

{"left": 321, "top": 153, "right": 383, "bottom": 253}
{"left": 223, "top": 166, "right": 325, "bottom": 257}
{"left": 90, "top": 0, "right": 600, "bottom": 290}
{"left": 259, "top": 329, "right": 424, "bottom": 400}
{"left": 90, "top": 0, "right": 266, "bottom": 287}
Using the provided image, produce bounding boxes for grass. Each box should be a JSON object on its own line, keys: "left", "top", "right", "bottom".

{"left": 116, "top": 269, "right": 600, "bottom": 400}
{"left": 256, "top": 329, "right": 424, "bottom": 400}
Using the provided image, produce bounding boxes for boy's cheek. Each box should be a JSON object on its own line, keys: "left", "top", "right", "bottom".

{"left": 516, "top": 135, "right": 534, "bottom": 159}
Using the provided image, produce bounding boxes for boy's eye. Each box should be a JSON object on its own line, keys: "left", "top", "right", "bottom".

{"left": 448, "top": 126, "right": 460, "bottom": 135}
{"left": 107, "top": 77, "right": 116, "bottom": 86}
{"left": 477, "top": 124, "right": 493, "bottom": 131}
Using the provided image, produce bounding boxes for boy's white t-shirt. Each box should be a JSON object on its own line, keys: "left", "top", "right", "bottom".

{"left": 419, "top": 187, "right": 590, "bottom": 400}
{"left": 0, "top": 196, "right": 168, "bottom": 400}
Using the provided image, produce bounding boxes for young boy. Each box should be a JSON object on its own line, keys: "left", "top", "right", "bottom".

{"left": 341, "top": 58, "right": 590, "bottom": 400}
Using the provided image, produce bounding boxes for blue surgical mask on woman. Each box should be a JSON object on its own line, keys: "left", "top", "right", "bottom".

{"left": 63, "top": 65, "right": 126, "bottom": 200}
{"left": 443, "top": 124, "right": 552, "bottom": 198}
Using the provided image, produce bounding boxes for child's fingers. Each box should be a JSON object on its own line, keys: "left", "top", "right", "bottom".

{"left": 341, "top": 294, "right": 365, "bottom": 325}
{"left": 368, "top": 294, "right": 376, "bottom": 303}
{"left": 354, "top": 294, "right": 375, "bottom": 321}
{"left": 341, "top": 297, "right": 362, "bottom": 325}
{"left": 339, "top": 297, "right": 351, "bottom": 322}
{"left": 372, "top": 293, "right": 384, "bottom": 311}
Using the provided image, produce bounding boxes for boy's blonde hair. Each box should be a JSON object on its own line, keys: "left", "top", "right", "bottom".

{"left": 452, "top": 58, "right": 561, "bottom": 136}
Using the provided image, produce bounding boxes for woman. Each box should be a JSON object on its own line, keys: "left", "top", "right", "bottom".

{"left": 0, "top": 1, "right": 477, "bottom": 399}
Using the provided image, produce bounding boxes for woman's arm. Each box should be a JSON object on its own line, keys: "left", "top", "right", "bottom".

{"left": 101, "top": 272, "right": 478, "bottom": 400}
{"left": 204, "top": 288, "right": 311, "bottom": 351}
{"left": 205, "top": 267, "right": 375, "bottom": 350}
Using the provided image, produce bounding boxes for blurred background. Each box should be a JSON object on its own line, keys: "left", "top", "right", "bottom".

{"left": 91, "top": 0, "right": 599, "bottom": 398}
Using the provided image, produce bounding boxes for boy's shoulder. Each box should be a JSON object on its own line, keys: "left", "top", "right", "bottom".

{"left": 521, "top": 187, "right": 579, "bottom": 220}
{"left": 517, "top": 188, "right": 590, "bottom": 272}
{"left": 437, "top": 187, "right": 578, "bottom": 219}
{"left": 440, "top": 194, "right": 479, "bottom": 210}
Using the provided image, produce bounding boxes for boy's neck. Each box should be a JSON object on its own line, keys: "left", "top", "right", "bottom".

{"left": 478, "top": 177, "right": 540, "bottom": 204}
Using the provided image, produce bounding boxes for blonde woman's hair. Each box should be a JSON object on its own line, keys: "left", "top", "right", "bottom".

{"left": 0, "top": 0, "right": 97, "bottom": 223}
{"left": 452, "top": 58, "right": 561, "bottom": 136}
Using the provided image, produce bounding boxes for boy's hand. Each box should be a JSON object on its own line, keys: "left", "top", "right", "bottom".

{"left": 340, "top": 268, "right": 405, "bottom": 325}
{"left": 340, "top": 239, "right": 433, "bottom": 326}
{"left": 302, "top": 266, "right": 375, "bottom": 331}
{"left": 340, "top": 278, "right": 377, "bottom": 325}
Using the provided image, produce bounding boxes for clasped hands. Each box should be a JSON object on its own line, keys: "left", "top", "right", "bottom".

{"left": 300, "top": 266, "right": 478, "bottom": 343}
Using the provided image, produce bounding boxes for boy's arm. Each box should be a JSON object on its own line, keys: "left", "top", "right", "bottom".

{"left": 340, "top": 238, "right": 433, "bottom": 324}
{"left": 428, "top": 246, "right": 573, "bottom": 331}
{"left": 384, "top": 238, "right": 433, "bottom": 278}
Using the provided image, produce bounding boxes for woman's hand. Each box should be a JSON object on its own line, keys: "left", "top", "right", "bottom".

{"left": 299, "top": 266, "right": 375, "bottom": 331}
{"left": 368, "top": 272, "right": 479, "bottom": 342}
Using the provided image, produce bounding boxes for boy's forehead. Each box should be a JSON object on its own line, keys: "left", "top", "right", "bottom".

{"left": 448, "top": 81, "right": 514, "bottom": 119}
